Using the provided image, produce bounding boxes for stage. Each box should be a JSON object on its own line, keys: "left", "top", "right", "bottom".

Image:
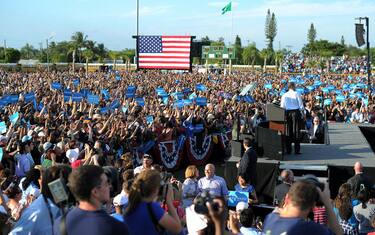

{"left": 258, "top": 122, "right": 375, "bottom": 167}
{"left": 223, "top": 123, "right": 375, "bottom": 203}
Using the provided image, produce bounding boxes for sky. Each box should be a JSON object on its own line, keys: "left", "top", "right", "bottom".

{"left": 1, "top": 0, "right": 374, "bottom": 52}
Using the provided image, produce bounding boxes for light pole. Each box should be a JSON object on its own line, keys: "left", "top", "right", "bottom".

{"left": 46, "top": 36, "right": 53, "bottom": 72}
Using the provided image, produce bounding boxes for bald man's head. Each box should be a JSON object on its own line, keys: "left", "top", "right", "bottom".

{"left": 204, "top": 164, "right": 215, "bottom": 178}
{"left": 281, "top": 170, "right": 294, "bottom": 183}
{"left": 354, "top": 162, "right": 363, "bottom": 174}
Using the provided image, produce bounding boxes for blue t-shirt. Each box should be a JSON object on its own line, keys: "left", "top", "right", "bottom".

{"left": 263, "top": 212, "right": 334, "bottom": 235}
{"left": 124, "top": 201, "right": 165, "bottom": 235}
{"left": 53, "top": 207, "right": 128, "bottom": 235}
{"left": 234, "top": 183, "right": 255, "bottom": 194}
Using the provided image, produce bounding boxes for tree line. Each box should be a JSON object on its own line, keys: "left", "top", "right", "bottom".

{"left": 0, "top": 10, "right": 373, "bottom": 65}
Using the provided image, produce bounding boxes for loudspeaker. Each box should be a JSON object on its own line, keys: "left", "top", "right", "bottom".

{"left": 355, "top": 23, "right": 365, "bottom": 47}
{"left": 256, "top": 126, "right": 283, "bottom": 160}
{"left": 231, "top": 140, "right": 243, "bottom": 158}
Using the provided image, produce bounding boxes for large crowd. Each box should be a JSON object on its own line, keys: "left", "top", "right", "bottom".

{"left": 0, "top": 62, "right": 374, "bottom": 235}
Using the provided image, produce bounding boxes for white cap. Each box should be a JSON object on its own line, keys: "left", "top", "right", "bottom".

{"left": 66, "top": 148, "right": 79, "bottom": 163}
{"left": 236, "top": 201, "right": 249, "bottom": 212}
{"left": 0, "top": 135, "right": 8, "bottom": 142}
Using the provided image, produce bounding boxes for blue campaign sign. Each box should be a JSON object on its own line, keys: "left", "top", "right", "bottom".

{"left": 135, "top": 97, "right": 145, "bottom": 106}
{"left": 176, "top": 92, "right": 184, "bottom": 100}
{"left": 87, "top": 94, "right": 99, "bottom": 105}
{"left": 72, "top": 92, "right": 83, "bottom": 102}
{"left": 115, "top": 75, "right": 122, "bottom": 81}
{"left": 314, "top": 81, "right": 322, "bottom": 86}
{"left": 174, "top": 100, "right": 184, "bottom": 109}
{"left": 24, "top": 92, "right": 35, "bottom": 103}
{"left": 183, "top": 88, "right": 191, "bottom": 94}
{"left": 188, "top": 92, "right": 197, "bottom": 100}
{"left": 73, "top": 79, "right": 80, "bottom": 86}
{"left": 336, "top": 95, "right": 346, "bottom": 103}
{"left": 243, "top": 96, "right": 255, "bottom": 104}
{"left": 327, "top": 85, "right": 335, "bottom": 90}
{"left": 127, "top": 85, "right": 137, "bottom": 92}
{"left": 296, "top": 87, "right": 305, "bottom": 94}
{"left": 51, "top": 82, "right": 63, "bottom": 90}
{"left": 264, "top": 84, "right": 272, "bottom": 89}
{"left": 315, "top": 96, "right": 322, "bottom": 100}
{"left": 191, "top": 124, "right": 204, "bottom": 133}
{"left": 10, "top": 112, "right": 19, "bottom": 125}
{"left": 307, "top": 86, "right": 315, "bottom": 92}
{"left": 0, "top": 147, "right": 3, "bottom": 162}
{"left": 196, "top": 97, "right": 207, "bottom": 106}
{"left": 9, "top": 95, "right": 19, "bottom": 104}
{"left": 0, "top": 121, "right": 6, "bottom": 134}
{"left": 100, "top": 106, "right": 109, "bottom": 114}
{"left": 156, "top": 87, "right": 164, "bottom": 94}
{"left": 146, "top": 115, "right": 154, "bottom": 125}
{"left": 101, "top": 89, "right": 110, "bottom": 100}
{"left": 63, "top": 89, "right": 72, "bottom": 97}
{"left": 228, "top": 191, "right": 249, "bottom": 207}
{"left": 162, "top": 97, "right": 169, "bottom": 105}
{"left": 183, "top": 99, "right": 192, "bottom": 106}
{"left": 321, "top": 88, "right": 329, "bottom": 93}
{"left": 324, "top": 99, "right": 332, "bottom": 106}
{"left": 196, "top": 84, "right": 207, "bottom": 92}
{"left": 110, "top": 99, "right": 120, "bottom": 109}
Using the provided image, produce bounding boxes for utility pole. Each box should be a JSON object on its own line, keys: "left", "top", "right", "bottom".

{"left": 356, "top": 17, "right": 371, "bottom": 91}
{"left": 3, "top": 40, "right": 7, "bottom": 62}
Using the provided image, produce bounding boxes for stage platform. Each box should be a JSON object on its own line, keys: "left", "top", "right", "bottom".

{"left": 256, "top": 122, "right": 375, "bottom": 167}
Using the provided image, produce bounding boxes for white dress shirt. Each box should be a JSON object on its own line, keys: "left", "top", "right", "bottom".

{"left": 280, "top": 89, "right": 304, "bottom": 111}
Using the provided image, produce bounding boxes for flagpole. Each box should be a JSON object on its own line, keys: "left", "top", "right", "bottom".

{"left": 231, "top": 3, "right": 233, "bottom": 46}
{"left": 135, "top": 0, "right": 139, "bottom": 70}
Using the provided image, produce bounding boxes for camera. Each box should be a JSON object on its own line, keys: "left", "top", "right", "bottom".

{"left": 194, "top": 190, "right": 218, "bottom": 215}
{"left": 158, "top": 172, "right": 173, "bottom": 200}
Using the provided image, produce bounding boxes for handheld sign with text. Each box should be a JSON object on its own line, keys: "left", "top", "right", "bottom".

{"left": 0, "top": 122, "right": 6, "bottom": 134}
{"left": 228, "top": 191, "right": 249, "bottom": 207}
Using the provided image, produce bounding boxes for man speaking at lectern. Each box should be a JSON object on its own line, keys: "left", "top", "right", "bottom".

{"left": 280, "top": 82, "right": 305, "bottom": 154}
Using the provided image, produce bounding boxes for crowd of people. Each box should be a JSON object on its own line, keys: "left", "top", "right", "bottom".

{"left": 0, "top": 63, "right": 374, "bottom": 234}
{"left": 282, "top": 53, "right": 370, "bottom": 75}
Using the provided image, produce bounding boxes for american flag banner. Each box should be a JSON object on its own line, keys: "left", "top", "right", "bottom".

{"left": 137, "top": 35, "right": 192, "bottom": 70}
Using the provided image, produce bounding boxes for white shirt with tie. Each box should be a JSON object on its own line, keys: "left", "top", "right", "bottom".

{"left": 280, "top": 89, "right": 304, "bottom": 111}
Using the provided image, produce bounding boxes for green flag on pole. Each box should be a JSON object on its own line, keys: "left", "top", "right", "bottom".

{"left": 222, "top": 1, "right": 232, "bottom": 15}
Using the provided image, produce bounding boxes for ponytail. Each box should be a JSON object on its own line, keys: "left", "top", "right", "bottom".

{"left": 125, "top": 169, "right": 161, "bottom": 215}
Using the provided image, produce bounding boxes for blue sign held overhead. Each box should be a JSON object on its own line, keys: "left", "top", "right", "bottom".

{"left": 228, "top": 191, "right": 249, "bottom": 207}
{"left": 264, "top": 84, "right": 272, "bottom": 89}
{"left": 146, "top": 115, "right": 154, "bottom": 125}
{"left": 87, "top": 94, "right": 99, "bottom": 105}
{"left": 0, "top": 121, "right": 6, "bottom": 134}
{"left": 324, "top": 99, "right": 332, "bottom": 106}
{"left": 196, "top": 97, "right": 207, "bottom": 106}
{"left": 135, "top": 97, "right": 145, "bottom": 106}
{"left": 9, "top": 95, "right": 19, "bottom": 104}
{"left": 51, "top": 82, "right": 63, "bottom": 90}
{"left": 110, "top": 99, "right": 120, "bottom": 110}
{"left": 196, "top": 84, "right": 207, "bottom": 92}
{"left": 71, "top": 92, "right": 83, "bottom": 102}
{"left": 9, "top": 112, "right": 19, "bottom": 125}
{"left": 336, "top": 95, "right": 345, "bottom": 103}
{"left": 24, "top": 93, "right": 36, "bottom": 103}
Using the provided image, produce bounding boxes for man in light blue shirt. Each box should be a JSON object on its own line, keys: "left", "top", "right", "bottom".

{"left": 197, "top": 163, "right": 228, "bottom": 199}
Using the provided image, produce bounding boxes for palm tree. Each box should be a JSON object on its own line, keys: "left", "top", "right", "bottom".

{"left": 108, "top": 51, "right": 119, "bottom": 70}
{"left": 82, "top": 49, "right": 94, "bottom": 78}
{"left": 242, "top": 43, "right": 259, "bottom": 70}
{"left": 21, "top": 43, "right": 35, "bottom": 59}
{"left": 71, "top": 31, "right": 88, "bottom": 62}
{"left": 68, "top": 42, "right": 77, "bottom": 72}
{"left": 274, "top": 51, "right": 284, "bottom": 74}
{"left": 260, "top": 49, "right": 271, "bottom": 72}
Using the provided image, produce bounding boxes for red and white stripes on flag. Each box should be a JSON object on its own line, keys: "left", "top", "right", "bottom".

{"left": 138, "top": 35, "right": 192, "bottom": 70}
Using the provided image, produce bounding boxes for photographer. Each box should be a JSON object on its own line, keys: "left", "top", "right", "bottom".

{"left": 263, "top": 180, "right": 343, "bottom": 235}
{"left": 10, "top": 165, "right": 72, "bottom": 235}
{"left": 124, "top": 169, "right": 181, "bottom": 235}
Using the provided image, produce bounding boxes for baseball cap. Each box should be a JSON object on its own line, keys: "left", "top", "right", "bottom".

{"left": 236, "top": 201, "right": 249, "bottom": 212}
{"left": 43, "top": 142, "right": 54, "bottom": 152}
{"left": 0, "top": 135, "right": 8, "bottom": 142}
{"left": 22, "top": 135, "right": 32, "bottom": 143}
{"left": 143, "top": 154, "right": 152, "bottom": 160}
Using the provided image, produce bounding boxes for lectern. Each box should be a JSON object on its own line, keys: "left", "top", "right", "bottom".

{"left": 255, "top": 103, "right": 286, "bottom": 160}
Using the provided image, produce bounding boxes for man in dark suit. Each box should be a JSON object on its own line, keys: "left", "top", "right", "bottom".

{"left": 309, "top": 116, "right": 324, "bottom": 144}
{"left": 347, "top": 162, "right": 372, "bottom": 198}
{"left": 274, "top": 169, "right": 294, "bottom": 206}
{"left": 237, "top": 137, "right": 257, "bottom": 186}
